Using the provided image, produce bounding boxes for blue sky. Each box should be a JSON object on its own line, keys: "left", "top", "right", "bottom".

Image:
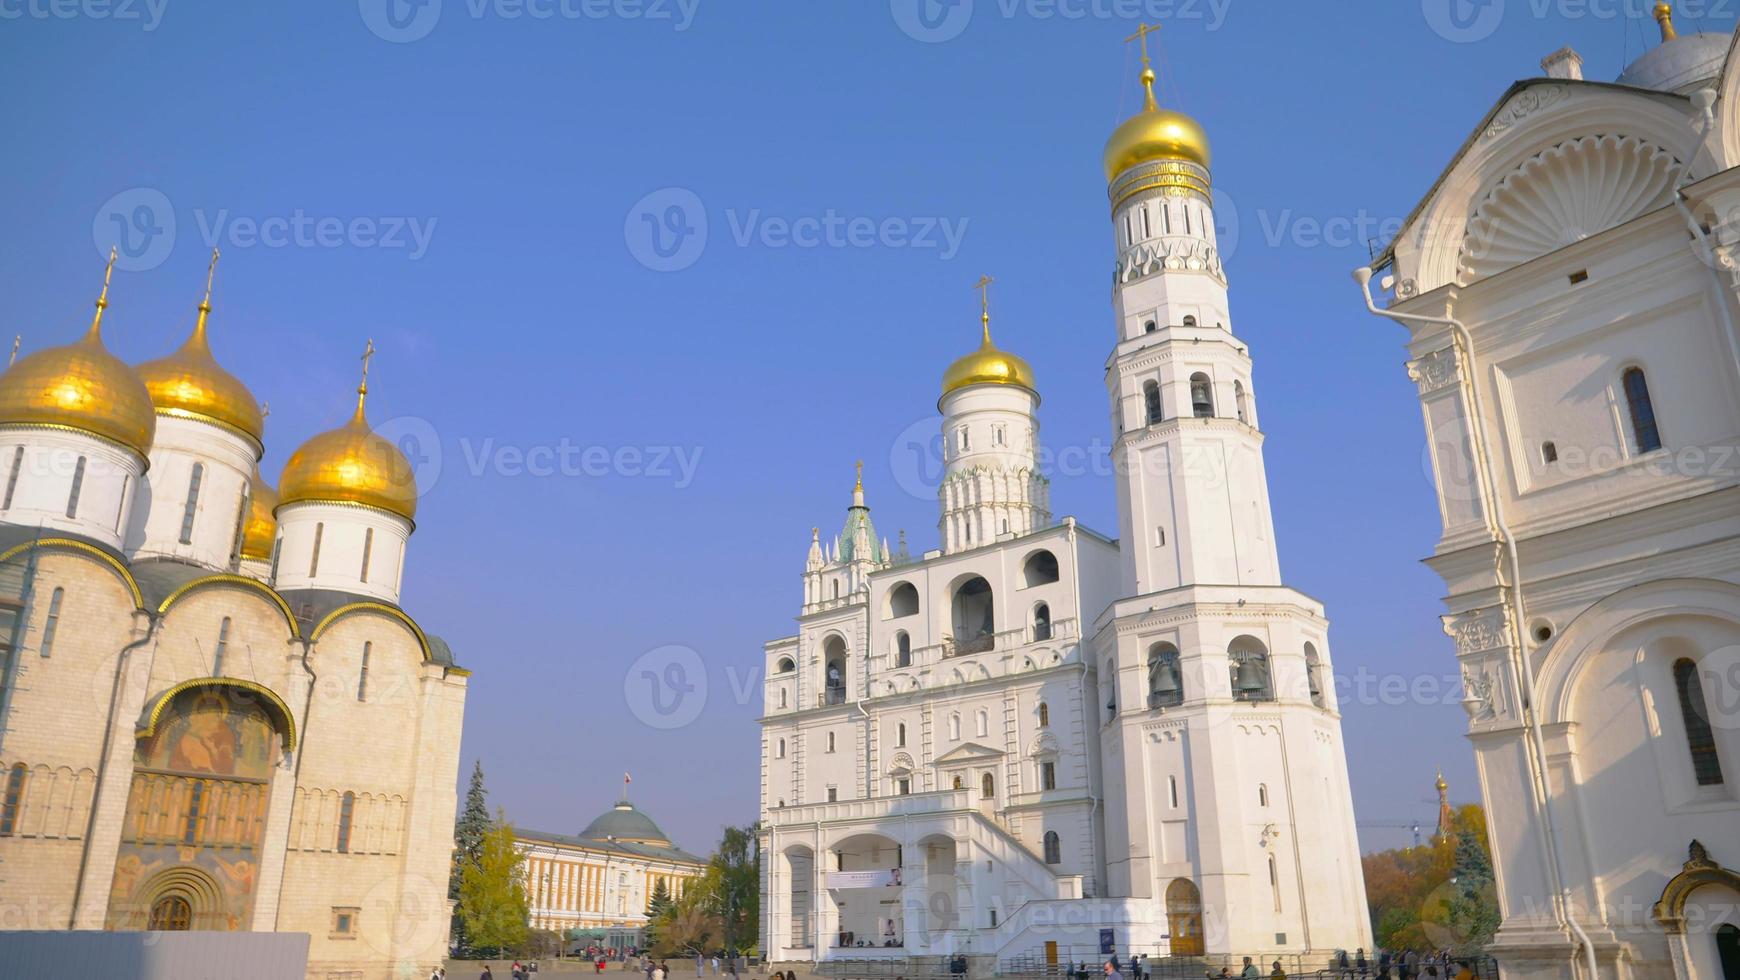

{"left": 2, "top": 0, "right": 1726, "bottom": 856}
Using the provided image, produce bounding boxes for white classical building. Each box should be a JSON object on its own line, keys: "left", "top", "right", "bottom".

{"left": 1353, "top": 7, "right": 1740, "bottom": 980}
{"left": 759, "top": 48, "right": 1371, "bottom": 971}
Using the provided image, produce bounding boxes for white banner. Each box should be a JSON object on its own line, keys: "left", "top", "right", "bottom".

{"left": 826, "top": 868, "right": 902, "bottom": 889}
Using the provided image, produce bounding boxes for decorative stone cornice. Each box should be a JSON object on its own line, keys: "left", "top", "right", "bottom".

{"left": 1407, "top": 345, "right": 1461, "bottom": 397}
{"left": 1482, "top": 84, "right": 1567, "bottom": 141}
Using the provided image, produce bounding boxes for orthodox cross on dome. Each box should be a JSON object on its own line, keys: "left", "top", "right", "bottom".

{"left": 1125, "top": 22, "right": 1162, "bottom": 109}
{"left": 88, "top": 245, "right": 118, "bottom": 339}
{"left": 9, "top": 335, "right": 19, "bottom": 368}
{"left": 201, "top": 248, "right": 220, "bottom": 312}
{"left": 974, "top": 274, "right": 995, "bottom": 342}
{"left": 855, "top": 459, "right": 864, "bottom": 492}
{"left": 353, "top": 338, "right": 377, "bottom": 418}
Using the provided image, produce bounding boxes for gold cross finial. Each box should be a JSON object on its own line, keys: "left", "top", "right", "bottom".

{"left": 855, "top": 459, "right": 864, "bottom": 492}
{"left": 1125, "top": 23, "right": 1162, "bottom": 109}
{"left": 974, "top": 275, "right": 995, "bottom": 341}
{"left": 201, "top": 248, "right": 221, "bottom": 311}
{"left": 8, "top": 335, "right": 19, "bottom": 368}
{"left": 87, "top": 246, "right": 119, "bottom": 340}
{"left": 260, "top": 400, "right": 270, "bottom": 420}
{"left": 353, "top": 338, "right": 377, "bottom": 420}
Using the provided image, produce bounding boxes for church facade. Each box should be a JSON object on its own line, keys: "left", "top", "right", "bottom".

{"left": 0, "top": 252, "right": 468, "bottom": 979}
{"left": 1353, "top": 8, "right": 1740, "bottom": 980}
{"left": 758, "top": 46, "right": 1370, "bottom": 968}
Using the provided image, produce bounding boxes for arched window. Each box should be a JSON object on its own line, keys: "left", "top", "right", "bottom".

{"left": 309, "top": 522, "right": 324, "bottom": 577}
{"left": 777, "top": 657, "right": 795, "bottom": 674}
{"left": 1041, "top": 760, "right": 1057, "bottom": 790}
{"left": 1144, "top": 380, "right": 1163, "bottom": 425}
{"left": 1023, "top": 551, "right": 1060, "bottom": 587}
{"left": 1038, "top": 702, "right": 1050, "bottom": 727}
{"left": 1182, "top": 315, "right": 1198, "bottom": 327}
{"left": 778, "top": 690, "right": 787, "bottom": 709}
{"left": 1190, "top": 373, "right": 1214, "bottom": 418}
{"left": 949, "top": 714, "right": 961, "bottom": 740}
{"left": 1258, "top": 784, "right": 1270, "bottom": 807}
{"left": 66, "top": 456, "right": 86, "bottom": 518}
{"left": 360, "top": 527, "right": 374, "bottom": 583}
{"left": 1032, "top": 603, "right": 1052, "bottom": 642}
{"left": 824, "top": 635, "right": 848, "bottom": 705}
{"left": 1623, "top": 367, "right": 1662, "bottom": 453}
{"left": 894, "top": 631, "right": 912, "bottom": 668}
{"left": 1148, "top": 643, "right": 1183, "bottom": 708}
{"left": 1042, "top": 831, "right": 1061, "bottom": 865}
{"left": 1268, "top": 855, "right": 1282, "bottom": 912}
{"left": 1143, "top": 320, "right": 1157, "bottom": 334}
{"left": 1674, "top": 658, "right": 1724, "bottom": 786}
{"left": 1233, "top": 380, "right": 1249, "bottom": 424}
{"left": 0, "top": 763, "right": 26, "bottom": 836}
{"left": 337, "top": 791, "right": 356, "bottom": 853}
{"left": 179, "top": 462, "right": 204, "bottom": 545}
{"left": 981, "top": 773, "right": 995, "bottom": 799}
{"left": 976, "top": 709, "right": 989, "bottom": 738}
{"left": 951, "top": 576, "right": 995, "bottom": 655}
{"left": 1304, "top": 642, "right": 1325, "bottom": 708}
{"left": 777, "top": 739, "right": 787, "bottom": 759}
{"left": 897, "top": 723, "right": 907, "bottom": 747}
{"left": 39, "top": 587, "right": 64, "bottom": 659}
{"left": 826, "top": 732, "right": 836, "bottom": 753}
{"left": 1229, "top": 637, "right": 1273, "bottom": 702}
{"left": 831, "top": 580, "right": 840, "bottom": 600}
{"left": 888, "top": 582, "right": 920, "bottom": 618}
{"left": 953, "top": 774, "right": 964, "bottom": 790}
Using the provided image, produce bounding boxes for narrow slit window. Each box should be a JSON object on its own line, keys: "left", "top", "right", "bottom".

{"left": 65, "top": 456, "right": 86, "bottom": 518}
{"left": 179, "top": 463, "right": 204, "bottom": 545}
{"left": 358, "top": 641, "right": 372, "bottom": 702}
{"left": 2, "top": 446, "right": 22, "bottom": 509}
{"left": 1675, "top": 658, "right": 1725, "bottom": 786}
{"left": 309, "top": 522, "right": 324, "bottom": 577}
{"left": 337, "top": 791, "right": 356, "bottom": 853}
{"left": 360, "top": 528, "right": 374, "bottom": 583}
{"left": 213, "top": 616, "right": 231, "bottom": 675}
{"left": 39, "top": 588, "right": 64, "bottom": 658}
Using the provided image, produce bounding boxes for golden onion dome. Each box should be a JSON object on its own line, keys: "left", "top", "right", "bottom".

{"left": 0, "top": 256, "right": 156, "bottom": 458}
{"left": 240, "top": 467, "right": 279, "bottom": 560}
{"left": 1103, "top": 67, "right": 1211, "bottom": 181}
{"left": 137, "top": 292, "right": 264, "bottom": 449}
{"left": 941, "top": 317, "right": 1036, "bottom": 402}
{"left": 278, "top": 386, "right": 417, "bottom": 522}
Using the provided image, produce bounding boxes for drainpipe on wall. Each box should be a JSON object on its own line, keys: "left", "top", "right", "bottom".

{"left": 1353, "top": 268, "right": 1598, "bottom": 980}
{"left": 69, "top": 611, "right": 159, "bottom": 929}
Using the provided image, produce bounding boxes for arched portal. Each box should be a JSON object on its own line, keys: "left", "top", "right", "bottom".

{"left": 784, "top": 844, "right": 815, "bottom": 951}
{"left": 829, "top": 833, "right": 903, "bottom": 950}
{"left": 950, "top": 576, "right": 995, "bottom": 655}
{"left": 106, "top": 683, "right": 289, "bottom": 931}
{"left": 1166, "top": 878, "right": 1205, "bottom": 956}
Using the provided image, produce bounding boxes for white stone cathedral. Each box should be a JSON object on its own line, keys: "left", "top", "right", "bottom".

{"left": 1354, "top": 8, "right": 1740, "bottom": 980}
{"left": 759, "top": 47, "right": 1371, "bottom": 970}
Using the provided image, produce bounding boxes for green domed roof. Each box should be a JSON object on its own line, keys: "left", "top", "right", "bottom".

{"left": 580, "top": 801, "right": 670, "bottom": 845}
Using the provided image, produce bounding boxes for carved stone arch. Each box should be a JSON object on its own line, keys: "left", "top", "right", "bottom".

{"left": 1027, "top": 731, "right": 1060, "bottom": 758}
{"left": 1537, "top": 578, "right": 1740, "bottom": 725}
{"left": 1395, "top": 82, "right": 1702, "bottom": 296}
{"left": 157, "top": 574, "right": 301, "bottom": 638}
{"left": 1457, "top": 134, "right": 1680, "bottom": 285}
{"left": 887, "top": 751, "right": 916, "bottom": 774}
{"left": 1654, "top": 841, "right": 1740, "bottom": 934}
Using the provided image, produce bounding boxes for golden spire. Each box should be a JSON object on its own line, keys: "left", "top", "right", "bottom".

{"left": 8, "top": 335, "right": 19, "bottom": 368}
{"left": 1436, "top": 769, "right": 1448, "bottom": 795}
{"left": 190, "top": 247, "right": 220, "bottom": 349}
{"left": 1655, "top": 2, "right": 1678, "bottom": 41}
{"left": 86, "top": 246, "right": 119, "bottom": 342}
{"left": 854, "top": 459, "right": 864, "bottom": 493}
{"left": 1125, "top": 22, "right": 1161, "bottom": 110}
{"left": 354, "top": 338, "right": 376, "bottom": 420}
{"left": 974, "top": 274, "right": 995, "bottom": 344}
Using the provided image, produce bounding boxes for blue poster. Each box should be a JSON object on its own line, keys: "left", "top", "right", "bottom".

{"left": 1099, "top": 929, "right": 1116, "bottom": 956}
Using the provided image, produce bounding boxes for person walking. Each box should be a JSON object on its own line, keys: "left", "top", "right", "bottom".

{"left": 480, "top": 968, "right": 494, "bottom": 980}
{"left": 712, "top": 957, "right": 721, "bottom": 976}
{"left": 1241, "top": 958, "right": 1260, "bottom": 979}
{"left": 1270, "top": 961, "right": 1286, "bottom": 980}
{"left": 1356, "top": 950, "right": 1368, "bottom": 978}
{"left": 1104, "top": 961, "right": 1124, "bottom": 980}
